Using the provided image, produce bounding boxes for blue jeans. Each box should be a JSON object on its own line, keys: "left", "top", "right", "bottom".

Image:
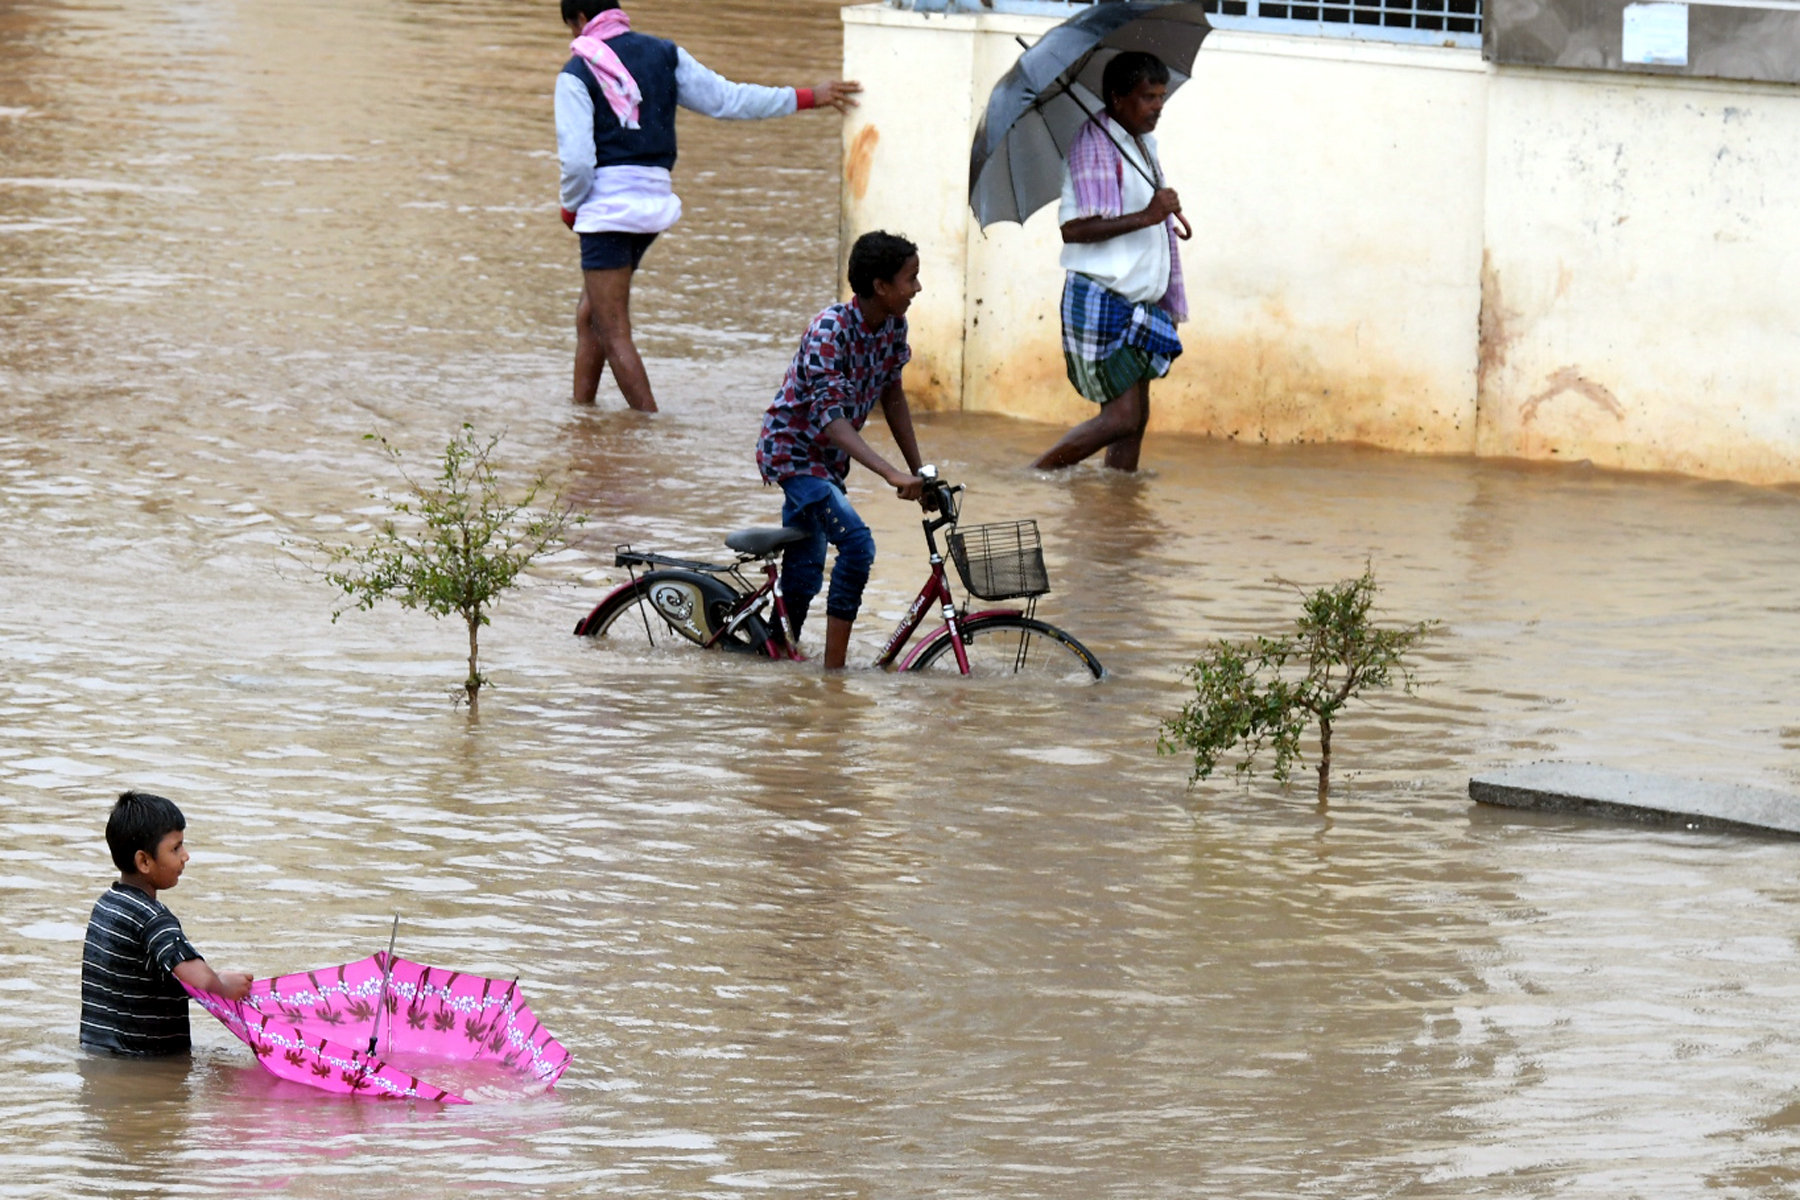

{"left": 779, "top": 475, "right": 876, "bottom": 630}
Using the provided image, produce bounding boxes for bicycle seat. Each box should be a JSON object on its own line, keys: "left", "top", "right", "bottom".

{"left": 725, "top": 526, "right": 809, "bottom": 557}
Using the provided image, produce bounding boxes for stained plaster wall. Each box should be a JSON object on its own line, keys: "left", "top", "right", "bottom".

{"left": 1479, "top": 69, "right": 1800, "bottom": 480}
{"left": 841, "top": 3, "right": 1800, "bottom": 484}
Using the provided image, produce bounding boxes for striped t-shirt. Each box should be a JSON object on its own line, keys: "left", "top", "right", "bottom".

{"left": 79, "top": 883, "right": 202, "bottom": 1056}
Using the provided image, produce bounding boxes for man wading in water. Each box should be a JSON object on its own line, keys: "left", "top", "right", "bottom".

{"left": 554, "top": 1, "right": 860, "bottom": 412}
{"left": 1033, "top": 50, "right": 1188, "bottom": 472}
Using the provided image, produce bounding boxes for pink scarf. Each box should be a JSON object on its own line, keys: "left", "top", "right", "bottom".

{"left": 570, "top": 9, "right": 642, "bottom": 130}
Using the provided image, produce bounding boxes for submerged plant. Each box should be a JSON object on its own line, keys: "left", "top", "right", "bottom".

{"left": 1158, "top": 566, "right": 1435, "bottom": 803}
{"left": 319, "top": 425, "right": 581, "bottom": 714}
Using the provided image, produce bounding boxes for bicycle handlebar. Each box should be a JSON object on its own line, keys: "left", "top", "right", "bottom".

{"left": 912, "top": 464, "right": 962, "bottom": 530}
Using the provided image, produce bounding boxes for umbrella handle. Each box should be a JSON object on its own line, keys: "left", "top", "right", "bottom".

{"left": 1174, "top": 212, "right": 1194, "bottom": 241}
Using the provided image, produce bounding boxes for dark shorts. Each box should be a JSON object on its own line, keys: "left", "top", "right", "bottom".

{"left": 579, "top": 230, "right": 658, "bottom": 272}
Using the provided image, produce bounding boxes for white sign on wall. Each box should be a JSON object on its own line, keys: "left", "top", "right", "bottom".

{"left": 1622, "top": 2, "right": 1690, "bottom": 64}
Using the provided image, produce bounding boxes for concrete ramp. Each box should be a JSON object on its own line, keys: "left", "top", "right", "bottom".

{"left": 1469, "top": 762, "right": 1800, "bottom": 838}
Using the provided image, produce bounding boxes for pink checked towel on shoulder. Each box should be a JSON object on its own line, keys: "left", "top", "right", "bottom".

{"left": 571, "top": 8, "right": 643, "bottom": 130}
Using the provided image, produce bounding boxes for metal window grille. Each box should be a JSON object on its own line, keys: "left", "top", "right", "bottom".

{"left": 1202, "top": 0, "right": 1481, "bottom": 43}
{"left": 895, "top": 0, "right": 1481, "bottom": 47}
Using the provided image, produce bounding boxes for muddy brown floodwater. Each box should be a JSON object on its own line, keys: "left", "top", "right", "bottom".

{"left": 6, "top": 0, "right": 1800, "bottom": 1195}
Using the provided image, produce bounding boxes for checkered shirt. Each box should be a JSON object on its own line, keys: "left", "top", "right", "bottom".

{"left": 757, "top": 300, "right": 911, "bottom": 484}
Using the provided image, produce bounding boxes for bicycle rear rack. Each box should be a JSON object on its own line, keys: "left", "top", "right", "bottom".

{"left": 614, "top": 544, "right": 736, "bottom": 574}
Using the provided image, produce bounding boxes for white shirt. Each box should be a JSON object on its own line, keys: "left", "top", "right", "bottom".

{"left": 554, "top": 47, "right": 798, "bottom": 234}
{"left": 1056, "top": 116, "right": 1171, "bottom": 305}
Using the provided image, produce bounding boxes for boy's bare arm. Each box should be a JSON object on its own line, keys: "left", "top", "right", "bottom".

{"left": 174, "top": 957, "right": 254, "bottom": 1001}
{"left": 821, "top": 418, "right": 923, "bottom": 500}
{"left": 878, "top": 379, "right": 925, "bottom": 475}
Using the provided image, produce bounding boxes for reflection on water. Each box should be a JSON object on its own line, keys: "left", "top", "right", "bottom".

{"left": 7, "top": 0, "right": 1800, "bottom": 1195}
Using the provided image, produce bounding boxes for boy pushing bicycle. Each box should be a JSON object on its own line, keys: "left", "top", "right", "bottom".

{"left": 754, "top": 230, "right": 927, "bottom": 670}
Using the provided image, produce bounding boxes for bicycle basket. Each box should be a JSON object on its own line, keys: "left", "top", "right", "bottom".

{"left": 948, "top": 520, "right": 1050, "bottom": 601}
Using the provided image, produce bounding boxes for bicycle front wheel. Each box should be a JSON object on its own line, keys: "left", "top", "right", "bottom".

{"left": 575, "top": 570, "right": 770, "bottom": 654}
{"left": 905, "top": 615, "right": 1104, "bottom": 680}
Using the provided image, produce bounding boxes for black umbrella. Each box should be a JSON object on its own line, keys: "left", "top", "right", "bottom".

{"left": 968, "top": 0, "right": 1211, "bottom": 230}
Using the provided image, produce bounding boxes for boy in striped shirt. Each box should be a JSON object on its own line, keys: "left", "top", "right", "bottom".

{"left": 80, "top": 791, "right": 253, "bottom": 1057}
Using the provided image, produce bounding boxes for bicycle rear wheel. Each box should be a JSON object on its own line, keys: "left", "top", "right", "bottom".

{"left": 575, "top": 570, "right": 770, "bottom": 654}
{"left": 905, "top": 615, "right": 1104, "bottom": 680}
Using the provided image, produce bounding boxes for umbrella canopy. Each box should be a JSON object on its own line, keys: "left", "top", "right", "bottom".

{"left": 969, "top": 0, "right": 1212, "bottom": 229}
{"left": 184, "top": 952, "right": 571, "bottom": 1104}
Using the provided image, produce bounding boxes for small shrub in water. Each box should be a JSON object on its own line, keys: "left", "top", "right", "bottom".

{"left": 1158, "top": 566, "right": 1435, "bottom": 803}
{"left": 318, "top": 425, "right": 581, "bottom": 714}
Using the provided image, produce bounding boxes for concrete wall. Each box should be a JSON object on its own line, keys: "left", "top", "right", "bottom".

{"left": 840, "top": 8, "right": 979, "bottom": 410}
{"left": 1479, "top": 69, "right": 1800, "bottom": 478}
{"left": 841, "top": 3, "right": 1800, "bottom": 484}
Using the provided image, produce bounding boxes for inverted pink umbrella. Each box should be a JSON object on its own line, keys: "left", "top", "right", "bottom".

{"left": 183, "top": 951, "right": 571, "bottom": 1104}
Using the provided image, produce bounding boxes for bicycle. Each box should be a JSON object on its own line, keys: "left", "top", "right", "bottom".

{"left": 573, "top": 466, "right": 1105, "bottom": 679}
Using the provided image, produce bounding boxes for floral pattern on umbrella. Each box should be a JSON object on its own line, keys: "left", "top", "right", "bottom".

{"left": 182, "top": 952, "right": 571, "bottom": 1104}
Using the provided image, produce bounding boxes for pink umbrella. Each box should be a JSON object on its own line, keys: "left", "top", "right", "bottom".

{"left": 183, "top": 952, "right": 571, "bottom": 1104}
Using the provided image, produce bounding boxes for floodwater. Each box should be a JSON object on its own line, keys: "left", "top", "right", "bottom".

{"left": 5, "top": 0, "right": 1800, "bottom": 1195}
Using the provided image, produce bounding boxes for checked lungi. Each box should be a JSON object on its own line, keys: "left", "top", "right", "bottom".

{"left": 1061, "top": 270, "right": 1184, "bottom": 407}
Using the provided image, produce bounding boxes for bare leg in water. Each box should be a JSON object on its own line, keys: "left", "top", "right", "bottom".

{"left": 573, "top": 266, "right": 657, "bottom": 412}
{"left": 1031, "top": 380, "right": 1148, "bottom": 470}
{"left": 823, "top": 614, "right": 854, "bottom": 671}
{"left": 1102, "top": 381, "right": 1151, "bottom": 471}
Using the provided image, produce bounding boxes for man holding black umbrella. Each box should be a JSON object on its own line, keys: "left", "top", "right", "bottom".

{"left": 1032, "top": 50, "right": 1187, "bottom": 472}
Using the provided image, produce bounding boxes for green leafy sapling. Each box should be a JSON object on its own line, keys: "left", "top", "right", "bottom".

{"left": 1158, "top": 566, "right": 1435, "bottom": 803}
{"left": 319, "top": 425, "right": 582, "bottom": 715}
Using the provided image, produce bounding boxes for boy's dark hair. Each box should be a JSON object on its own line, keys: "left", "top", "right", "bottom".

{"left": 107, "top": 791, "right": 186, "bottom": 874}
{"left": 1102, "top": 50, "right": 1171, "bottom": 107}
{"left": 847, "top": 231, "right": 919, "bottom": 299}
{"left": 560, "top": 0, "right": 618, "bottom": 24}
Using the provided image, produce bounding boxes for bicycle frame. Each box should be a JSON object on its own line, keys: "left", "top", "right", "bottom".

{"left": 872, "top": 557, "right": 961, "bottom": 671}
{"left": 871, "top": 558, "right": 1026, "bottom": 673}
{"left": 870, "top": 473, "right": 1024, "bottom": 674}
{"left": 739, "top": 563, "right": 803, "bottom": 660}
